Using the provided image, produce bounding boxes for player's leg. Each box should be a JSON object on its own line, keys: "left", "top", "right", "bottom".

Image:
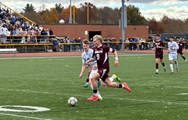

{"left": 180, "top": 53, "right": 187, "bottom": 62}
{"left": 84, "top": 71, "right": 91, "bottom": 88}
{"left": 89, "top": 69, "right": 103, "bottom": 100}
{"left": 155, "top": 58, "right": 159, "bottom": 74}
{"left": 174, "top": 55, "right": 179, "bottom": 72}
{"left": 104, "top": 78, "right": 131, "bottom": 92}
{"left": 169, "top": 54, "right": 174, "bottom": 74}
{"left": 84, "top": 77, "right": 89, "bottom": 88}
{"left": 87, "top": 72, "right": 100, "bottom": 101}
{"left": 160, "top": 57, "right": 166, "bottom": 72}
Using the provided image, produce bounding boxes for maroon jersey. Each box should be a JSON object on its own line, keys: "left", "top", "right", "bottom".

{"left": 154, "top": 40, "right": 164, "bottom": 54}
{"left": 92, "top": 45, "right": 115, "bottom": 81}
{"left": 178, "top": 41, "right": 183, "bottom": 54}
{"left": 154, "top": 40, "right": 164, "bottom": 59}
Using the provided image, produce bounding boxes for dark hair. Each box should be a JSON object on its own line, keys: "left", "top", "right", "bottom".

{"left": 169, "top": 36, "right": 174, "bottom": 39}
{"left": 82, "top": 39, "right": 89, "bottom": 45}
{"left": 176, "top": 37, "right": 180, "bottom": 39}
{"left": 156, "top": 34, "right": 160, "bottom": 37}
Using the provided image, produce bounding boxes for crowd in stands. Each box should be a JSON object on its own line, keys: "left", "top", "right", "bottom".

{"left": 0, "top": 7, "right": 187, "bottom": 52}
{"left": 0, "top": 7, "right": 54, "bottom": 44}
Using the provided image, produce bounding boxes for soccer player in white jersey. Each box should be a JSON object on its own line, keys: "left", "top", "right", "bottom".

{"left": 168, "top": 36, "right": 179, "bottom": 74}
{"left": 79, "top": 40, "right": 120, "bottom": 100}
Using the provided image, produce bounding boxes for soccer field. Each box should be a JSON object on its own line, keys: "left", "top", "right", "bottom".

{"left": 0, "top": 53, "right": 187, "bottom": 120}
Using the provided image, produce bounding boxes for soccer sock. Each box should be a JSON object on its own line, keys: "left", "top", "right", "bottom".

{"left": 162, "top": 62, "right": 165, "bottom": 67}
{"left": 156, "top": 63, "right": 159, "bottom": 69}
{"left": 86, "top": 78, "right": 89, "bottom": 83}
{"left": 170, "top": 64, "right": 174, "bottom": 71}
{"left": 175, "top": 61, "right": 179, "bottom": 69}
{"left": 182, "top": 55, "right": 186, "bottom": 60}
{"left": 93, "top": 89, "right": 98, "bottom": 96}
{"left": 109, "top": 77, "right": 113, "bottom": 82}
{"left": 118, "top": 84, "right": 123, "bottom": 88}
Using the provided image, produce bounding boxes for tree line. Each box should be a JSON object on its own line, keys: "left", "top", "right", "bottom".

{"left": 21, "top": 3, "right": 188, "bottom": 34}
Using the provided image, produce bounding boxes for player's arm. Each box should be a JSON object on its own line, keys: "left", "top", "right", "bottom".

{"left": 85, "top": 57, "right": 95, "bottom": 65}
{"left": 79, "top": 57, "right": 87, "bottom": 78}
{"left": 85, "top": 49, "right": 96, "bottom": 64}
{"left": 168, "top": 43, "right": 171, "bottom": 53}
{"left": 109, "top": 48, "right": 119, "bottom": 67}
{"left": 175, "top": 43, "right": 179, "bottom": 50}
{"left": 79, "top": 64, "right": 87, "bottom": 78}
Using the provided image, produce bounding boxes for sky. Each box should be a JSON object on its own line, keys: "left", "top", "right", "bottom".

{"left": 0, "top": 0, "right": 188, "bottom": 21}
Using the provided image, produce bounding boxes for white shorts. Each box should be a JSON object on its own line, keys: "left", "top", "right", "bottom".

{"left": 89, "top": 69, "right": 98, "bottom": 79}
{"left": 169, "top": 54, "right": 177, "bottom": 61}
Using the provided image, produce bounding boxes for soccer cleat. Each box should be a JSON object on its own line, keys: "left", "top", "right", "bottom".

{"left": 112, "top": 74, "right": 121, "bottom": 82}
{"left": 170, "top": 70, "right": 174, "bottom": 74}
{"left": 87, "top": 95, "right": 99, "bottom": 101}
{"left": 185, "top": 59, "right": 187, "bottom": 63}
{"left": 98, "top": 94, "right": 103, "bottom": 101}
{"left": 84, "top": 83, "right": 89, "bottom": 88}
{"left": 155, "top": 69, "right": 159, "bottom": 74}
{"left": 123, "top": 82, "right": 131, "bottom": 92}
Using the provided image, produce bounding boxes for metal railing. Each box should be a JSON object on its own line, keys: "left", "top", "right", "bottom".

{"left": 0, "top": 35, "right": 188, "bottom": 53}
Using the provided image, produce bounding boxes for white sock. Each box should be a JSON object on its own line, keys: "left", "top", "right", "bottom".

{"left": 109, "top": 77, "right": 113, "bottom": 82}
{"left": 170, "top": 64, "right": 174, "bottom": 71}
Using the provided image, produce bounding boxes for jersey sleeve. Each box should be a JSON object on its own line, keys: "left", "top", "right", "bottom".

{"left": 81, "top": 54, "right": 85, "bottom": 64}
{"left": 105, "top": 46, "right": 115, "bottom": 53}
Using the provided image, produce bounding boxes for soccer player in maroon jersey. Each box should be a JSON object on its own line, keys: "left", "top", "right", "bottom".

{"left": 176, "top": 37, "right": 187, "bottom": 62}
{"left": 153, "top": 34, "right": 166, "bottom": 74}
{"left": 86, "top": 35, "right": 131, "bottom": 101}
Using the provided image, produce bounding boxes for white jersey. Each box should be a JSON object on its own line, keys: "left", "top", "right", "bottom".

{"left": 81, "top": 48, "right": 97, "bottom": 69}
{"left": 168, "top": 41, "right": 179, "bottom": 54}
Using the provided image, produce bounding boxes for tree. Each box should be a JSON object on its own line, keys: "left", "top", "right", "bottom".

{"left": 23, "top": 3, "right": 36, "bottom": 13}
{"left": 126, "top": 5, "right": 147, "bottom": 25}
{"left": 55, "top": 3, "right": 63, "bottom": 13}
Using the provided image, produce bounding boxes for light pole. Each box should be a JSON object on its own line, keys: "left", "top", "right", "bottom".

{"left": 121, "top": 0, "right": 128, "bottom": 51}
{"left": 69, "top": 0, "right": 72, "bottom": 24}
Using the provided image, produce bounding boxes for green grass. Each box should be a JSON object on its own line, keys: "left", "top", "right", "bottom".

{"left": 0, "top": 53, "right": 187, "bottom": 120}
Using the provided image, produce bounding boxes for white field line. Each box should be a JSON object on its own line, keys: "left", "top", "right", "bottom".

{"left": 0, "top": 88, "right": 187, "bottom": 106}
{"left": 165, "top": 86, "right": 188, "bottom": 89}
{"left": 0, "top": 113, "right": 51, "bottom": 120}
{"left": 176, "top": 93, "right": 188, "bottom": 95}
{"left": 0, "top": 54, "right": 153, "bottom": 60}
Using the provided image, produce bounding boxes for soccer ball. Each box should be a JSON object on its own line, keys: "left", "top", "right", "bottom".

{"left": 68, "top": 97, "right": 77, "bottom": 106}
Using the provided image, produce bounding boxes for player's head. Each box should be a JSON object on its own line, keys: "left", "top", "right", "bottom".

{"left": 93, "top": 35, "right": 103, "bottom": 47}
{"left": 176, "top": 37, "right": 182, "bottom": 42}
{"left": 82, "top": 39, "right": 89, "bottom": 52}
{"left": 155, "top": 34, "right": 161, "bottom": 41}
{"left": 169, "top": 36, "right": 174, "bottom": 42}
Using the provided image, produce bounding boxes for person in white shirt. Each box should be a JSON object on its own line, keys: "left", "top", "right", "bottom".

{"left": 168, "top": 36, "right": 179, "bottom": 74}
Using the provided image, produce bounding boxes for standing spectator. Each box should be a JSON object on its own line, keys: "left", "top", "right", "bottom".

{"left": 52, "top": 38, "right": 59, "bottom": 52}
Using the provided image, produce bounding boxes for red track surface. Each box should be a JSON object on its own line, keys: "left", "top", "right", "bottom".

{"left": 0, "top": 50, "right": 188, "bottom": 57}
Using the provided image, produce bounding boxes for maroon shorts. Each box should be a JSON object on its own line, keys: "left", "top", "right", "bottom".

{"left": 155, "top": 53, "right": 163, "bottom": 59}
{"left": 177, "top": 50, "right": 183, "bottom": 55}
{"left": 98, "top": 68, "right": 109, "bottom": 82}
